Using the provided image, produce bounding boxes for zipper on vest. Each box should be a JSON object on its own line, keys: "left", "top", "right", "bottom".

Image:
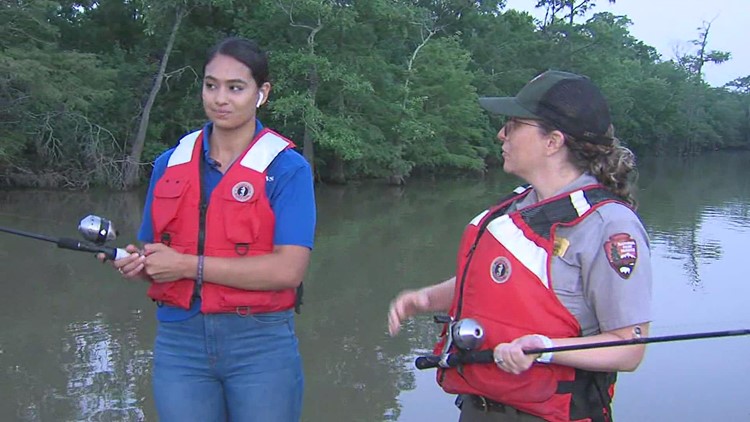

{"left": 440, "top": 198, "right": 516, "bottom": 384}
{"left": 439, "top": 238, "right": 479, "bottom": 385}
{"left": 198, "top": 203, "right": 208, "bottom": 255}
{"left": 193, "top": 156, "right": 209, "bottom": 302}
{"left": 454, "top": 241, "right": 477, "bottom": 320}
{"left": 453, "top": 189, "right": 529, "bottom": 320}
{"left": 455, "top": 207, "right": 503, "bottom": 320}
{"left": 441, "top": 207, "right": 507, "bottom": 386}
{"left": 193, "top": 202, "right": 207, "bottom": 300}
{"left": 440, "top": 192, "right": 525, "bottom": 384}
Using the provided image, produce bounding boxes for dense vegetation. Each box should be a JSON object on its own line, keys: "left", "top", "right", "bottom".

{"left": 2, "top": 0, "right": 748, "bottom": 189}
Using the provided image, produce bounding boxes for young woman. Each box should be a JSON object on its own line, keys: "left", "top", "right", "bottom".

{"left": 109, "top": 37, "right": 315, "bottom": 421}
{"left": 388, "top": 70, "right": 652, "bottom": 422}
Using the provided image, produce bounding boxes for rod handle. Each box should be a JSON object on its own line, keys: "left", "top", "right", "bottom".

{"left": 415, "top": 356, "right": 440, "bottom": 370}
{"left": 112, "top": 247, "right": 129, "bottom": 260}
{"left": 415, "top": 350, "right": 494, "bottom": 370}
{"left": 57, "top": 238, "right": 129, "bottom": 261}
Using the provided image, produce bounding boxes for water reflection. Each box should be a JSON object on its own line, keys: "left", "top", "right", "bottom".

{"left": 298, "top": 180, "right": 500, "bottom": 422}
{"left": 3, "top": 311, "right": 153, "bottom": 421}
{"left": 0, "top": 152, "right": 749, "bottom": 421}
{"left": 0, "top": 189, "right": 153, "bottom": 421}
{"left": 63, "top": 314, "right": 149, "bottom": 422}
{"left": 637, "top": 152, "right": 750, "bottom": 290}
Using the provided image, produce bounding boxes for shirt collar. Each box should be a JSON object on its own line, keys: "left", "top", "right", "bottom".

{"left": 517, "top": 173, "right": 598, "bottom": 208}
{"left": 553, "top": 172, "right": 598, "bottom": 195}
{"left": 201, "top": 119, "right": 265, "bottom": 162}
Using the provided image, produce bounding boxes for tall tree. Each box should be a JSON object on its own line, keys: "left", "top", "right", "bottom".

{"left": 121, "top": 0, "right": 235, "bottom": 189}
{"left": 535, "top": 0, "right": 615, "bottom": 28}
{"left": 676, "top": 20, "right": 731, "bottom": 81}
{"left": 673, "top": 21, "right": 731, "bottom": 154}
{"left": 274, "top": 0, "right": 333, "bottom": 171}
{"left": 121, "top": 0, "right": 187, "bottom": 188}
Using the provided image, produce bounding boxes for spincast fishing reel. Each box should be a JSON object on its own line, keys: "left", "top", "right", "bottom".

{"left": 77, "top": 215, "right": 119, "bottom": 245}
{"left": 412, "top": 316, "right": 487, "bottom": 370}
{"left": 451, "top": 318, "right": 485, "bottom": 351}
{"left": 0, "top": 214, "right": 127, "bottom": 260}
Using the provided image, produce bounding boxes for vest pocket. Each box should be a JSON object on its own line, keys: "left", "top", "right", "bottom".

{"left": 467, "top": 364, "right": 559, "bottom": 403}
{"left": 205, "top": 283, "right": 274, "bottom": 309}
{"left": 219, "top": 190, "right": 260, "bottom": 249}
{"left": 147, "top": 279, "right": 194, "bottom": 309}
{"left": 152, "top": 178, "right": 190, "bottom": 234}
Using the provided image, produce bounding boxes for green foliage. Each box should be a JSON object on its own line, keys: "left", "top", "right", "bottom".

{"left": 1, "top": 0, "right": 747, "bottom": 188}
{"left": 399, "top": 36, "right": 490, "bottom": 173}
{"left": 0, "top": 0, "right": 120, "bottom": 188}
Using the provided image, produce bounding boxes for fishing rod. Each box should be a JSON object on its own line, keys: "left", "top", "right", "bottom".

{"left": 415, "top": 328, "right": 750, "bottom": 370}
{"left": 0, "top": 215, "right": 128, "bottom": 260}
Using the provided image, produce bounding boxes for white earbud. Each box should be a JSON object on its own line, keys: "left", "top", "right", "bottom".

{"left": 256, "top": 92, "right": 264, "bottom": 108}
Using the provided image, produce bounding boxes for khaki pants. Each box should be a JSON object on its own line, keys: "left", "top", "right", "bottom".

{"left": 458, "top": 395, "right": 547, "bottom": 422}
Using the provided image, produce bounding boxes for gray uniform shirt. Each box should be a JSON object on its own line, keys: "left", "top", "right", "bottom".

{"left": 511, "top": 174, "right": 653, "bottom": 336}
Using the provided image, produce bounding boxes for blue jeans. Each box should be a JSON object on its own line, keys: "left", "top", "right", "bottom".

{"left": 152, "top": 310, "right": 303, "bottom": 422}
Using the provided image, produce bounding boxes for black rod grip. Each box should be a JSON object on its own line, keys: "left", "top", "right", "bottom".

{"left": 415, "top": 350, "right": 494, "bottom": 370}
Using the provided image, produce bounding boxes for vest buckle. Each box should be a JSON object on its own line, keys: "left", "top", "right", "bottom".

{"left": 479, "top": 396, "right": 489, "bottom": 413}
{"left": 160, "top": 233, "right": 172, "bottom": 246}
{"left": 235, "top": 243, "right": 249, "bottom": 256}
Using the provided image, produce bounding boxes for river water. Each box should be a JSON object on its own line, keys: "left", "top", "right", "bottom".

{"left": 1, "top": 151, "right": 748, "bottom": 421}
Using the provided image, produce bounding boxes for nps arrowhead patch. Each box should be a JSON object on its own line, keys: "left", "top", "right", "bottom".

{"left": 603, "top": 233, "right": 637, "bottom": 279}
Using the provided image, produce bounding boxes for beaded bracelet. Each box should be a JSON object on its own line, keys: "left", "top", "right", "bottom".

{"left": 197, "top": 255, "right": 205, "bottom": 284}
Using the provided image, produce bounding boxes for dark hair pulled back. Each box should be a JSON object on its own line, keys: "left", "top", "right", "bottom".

{"left": 538, "top": 122, "right": 639, "bottom": 208}
{"left": 204, "top": 37, "right": 269, "bottom": 86}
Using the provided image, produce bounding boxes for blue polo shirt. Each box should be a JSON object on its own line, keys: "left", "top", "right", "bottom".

{"left": 138, "top": 120, "right": 316, "bottom": 321}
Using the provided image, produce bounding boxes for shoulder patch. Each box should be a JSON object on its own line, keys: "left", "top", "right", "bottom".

{"left": 603, "top": 233, "right": 637, "bottom": 279}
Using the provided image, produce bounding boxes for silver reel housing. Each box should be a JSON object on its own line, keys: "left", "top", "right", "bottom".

{"left": 77, "top": 215, "right": 118, "bottom": 245}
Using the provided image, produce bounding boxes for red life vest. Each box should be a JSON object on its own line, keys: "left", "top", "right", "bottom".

{"left": 438, "top": 185, "right": 624, "bottom": 422}
{"left": 147, "top": 127, "right": 296, "bottom": 314}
